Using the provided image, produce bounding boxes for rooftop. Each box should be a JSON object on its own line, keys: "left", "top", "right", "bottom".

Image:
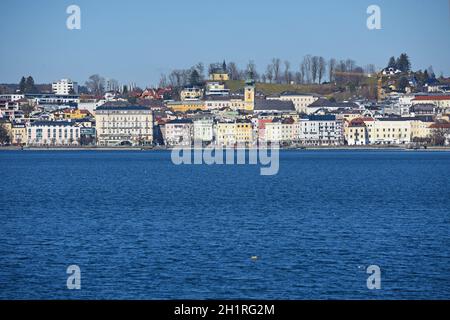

{"left": 96, "top": 105, "right": 150, "bottom": 111}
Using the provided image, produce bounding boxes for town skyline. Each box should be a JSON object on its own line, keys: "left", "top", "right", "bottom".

{"left": 1, "top": 0, "right": 450, "bottom": 87}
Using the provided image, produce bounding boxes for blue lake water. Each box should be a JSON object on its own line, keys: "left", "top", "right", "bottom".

{"left": 0, "top": 150, "right": 449, "bottom": 299}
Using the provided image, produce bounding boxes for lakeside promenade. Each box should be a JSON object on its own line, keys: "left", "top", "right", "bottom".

{"left": 1, "top": 145, "right": 450, "bottom": 151}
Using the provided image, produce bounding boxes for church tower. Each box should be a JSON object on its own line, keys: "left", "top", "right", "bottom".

{"left": 244, "top": 78, "right": 255, "bottom": 111}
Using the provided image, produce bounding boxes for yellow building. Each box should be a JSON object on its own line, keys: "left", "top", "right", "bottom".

{"left": 11, "top": 123, "right": 27, "bottom": 145}
{"left": 209, "top": 72, "right": 229, "bottom": 81}
{"left": 365, "top": 119, "right": 411, "bottom": 144}
{"left": 235, "top": 120, "right": 253, "bottom": 145}
{"left": 216, "top": 122, "right": 236, "bottom": 147}
{"left": 180, "top": 86, "right": 203, "bottom": 101}
{"left": 216, "top": 120, "right": 253, "bottom": 146}
{"left": 54, "top": 108, "right": 91, "bottom": 120}
{"left": 167, "top": 101, "right": 206, "bottom": 113}
{"left": 344, "top": 118, "right": 370, "bottom": 145}
{"left": 410, "top": 119, "right": 434, "bottom": 140}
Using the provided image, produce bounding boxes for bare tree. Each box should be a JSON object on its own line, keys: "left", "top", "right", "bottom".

{"left": 85, "top": 74, "right": 105, "bottom": 95}
{"left": 364, "top": 64, "right": 376, "bottom": 75}
{"left": 299, "top": 61, "right": 306, "bottom": 84}
{"left": 311, "top": 56, "right": 319, "bottom": 83}
{"left": 261, "top": 74, "right": 267, "bottom": 83}
{"left": 194, "top": 62, "right": 205, "bottom": 81}
{"left": 294, "top": 71, "right": 303, "bottom": 84}
{"left": 318, "top": 57, "right": 326, "bottom": 84}
{"left": 272, "top": 58, "right": 281, "bottom": 83}
{"left": 328, "top": 58, "right": 336, "bottom": 83}
{"left": 345, "top": 59, "right": 356, "bottom": 72}
{"left": 266, "top": 64, "right": 274, "bottom": 83}
{"left": 159, "top": 74, "right": 167, "bottom": 88}
{"left": 284, "top": 60, "right": 291, "bottom": 84}
{"left": 246, "top": 60, "right": 259, "bottom": 80}
{"left": 227, "top": 62, "right": 240, "bottom": 80}
{"left": 302, "top": 55, "right": 312, "bottom": 84}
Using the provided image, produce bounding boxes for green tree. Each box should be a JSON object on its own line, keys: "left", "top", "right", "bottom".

{"left": 189, "top": 69, "right": 201, "bottom": 86}
{"left": 387, "top": 56, "right": 397, "bottom": 69}
{"left": 397, "top": 53, "right": 411, "bottom": 72}
{"left": 19, "top": 76, "right": 26, "bottom": 93}
{"left": 25, "top": 76, "right": 37, "bottom": 93}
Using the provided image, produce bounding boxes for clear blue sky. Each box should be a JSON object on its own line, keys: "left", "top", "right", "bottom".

{"left": 1, "top": 0, "right": 449, "bottom": 87}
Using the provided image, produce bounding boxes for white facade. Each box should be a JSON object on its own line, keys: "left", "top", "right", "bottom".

{"left": 265, "top": 122, "right": 296, "bottom": 143}
{"left": 95, "top": 106, "right": 153, "bottom": 146}
{"left": 299, "top": 116, "right": 343, "bottom": 145}
{"left": 52, "top": 79, "right": 79, "bottom": 95}
{"left": 365, "top": 119, "right": 412, "bottom": 145}
{"left": 164, "top": 120, "right": 193, "bottom": 146}
{"left": 193, "top": 119, "right": 214, "bottom": 142}
{"left": 27, "top": 121, "right": 80, "bottom": 146}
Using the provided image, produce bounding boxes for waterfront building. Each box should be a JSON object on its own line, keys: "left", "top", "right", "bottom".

{"left": 364, "top": 118, "right": 412, "bottom": 145}
{"left": 410, "top": 117, "right": 434, "bottom": 141}
{"left": 11, "top": 123, "right": 27, "bottom": 145}
{"left": 52, "top": 79, "right": 78, "bottom": 95}
{"left": 26, "top": 121, "right": 81, "bottom": 146}
{"left": 299, "top": 115, "right": 344, "bottom": 146}
{"left": 215, "top": 120, "right": 254, "bottom": 147}
{"left": 164, "top": 119, "right": 193, "bottom": 146}
{"left": 193, "top": 118, "right": 214, "bottom": 143}
{"left": 235, "top": 119, "right": 253, "bottom": 146}
{"left": 345, "top": 118, "right": 371, "bottom": 145}
{"left": 265, "top": 118, "right": 296, "bottom": 144}
{"left": 95, "top": 105, "right": 153, "bottom": 146}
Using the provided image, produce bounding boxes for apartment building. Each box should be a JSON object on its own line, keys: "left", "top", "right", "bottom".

{"left": 95, "top": 105, "right": 153, "bottom": 146}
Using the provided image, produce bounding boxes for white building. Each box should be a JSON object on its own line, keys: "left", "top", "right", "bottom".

{"left": 95, "top": 105, "right": 153, "bottom": 146}
{"left": 52, "top": 79, "right": 78, "bottom": 95}
{"left": 267, "top": 92, "right": 320, "bottom": 113}
{"left": 164, "top": 119, "right": 193, "bottom": 146}
{"left": 205, "top": 82, "right": 230, "bottom": 96}
{"left": 265, "top": 119, "right": 296, "bottom": 143}
{"left": 365, "top": 118, "right": 412, "bottom": 145}
{"left": 299, "top": 115, "right": 343, "bottom": 146}
{"left": 27, "top": 121, "right": 81, "bottom": 146}
{"left": 193, "top": 118, "right": 214, "bottom": 143}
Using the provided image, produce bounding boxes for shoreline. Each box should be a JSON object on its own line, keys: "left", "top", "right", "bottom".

{"left": 1, "top": 146, "right": 450, "bottom": 152}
